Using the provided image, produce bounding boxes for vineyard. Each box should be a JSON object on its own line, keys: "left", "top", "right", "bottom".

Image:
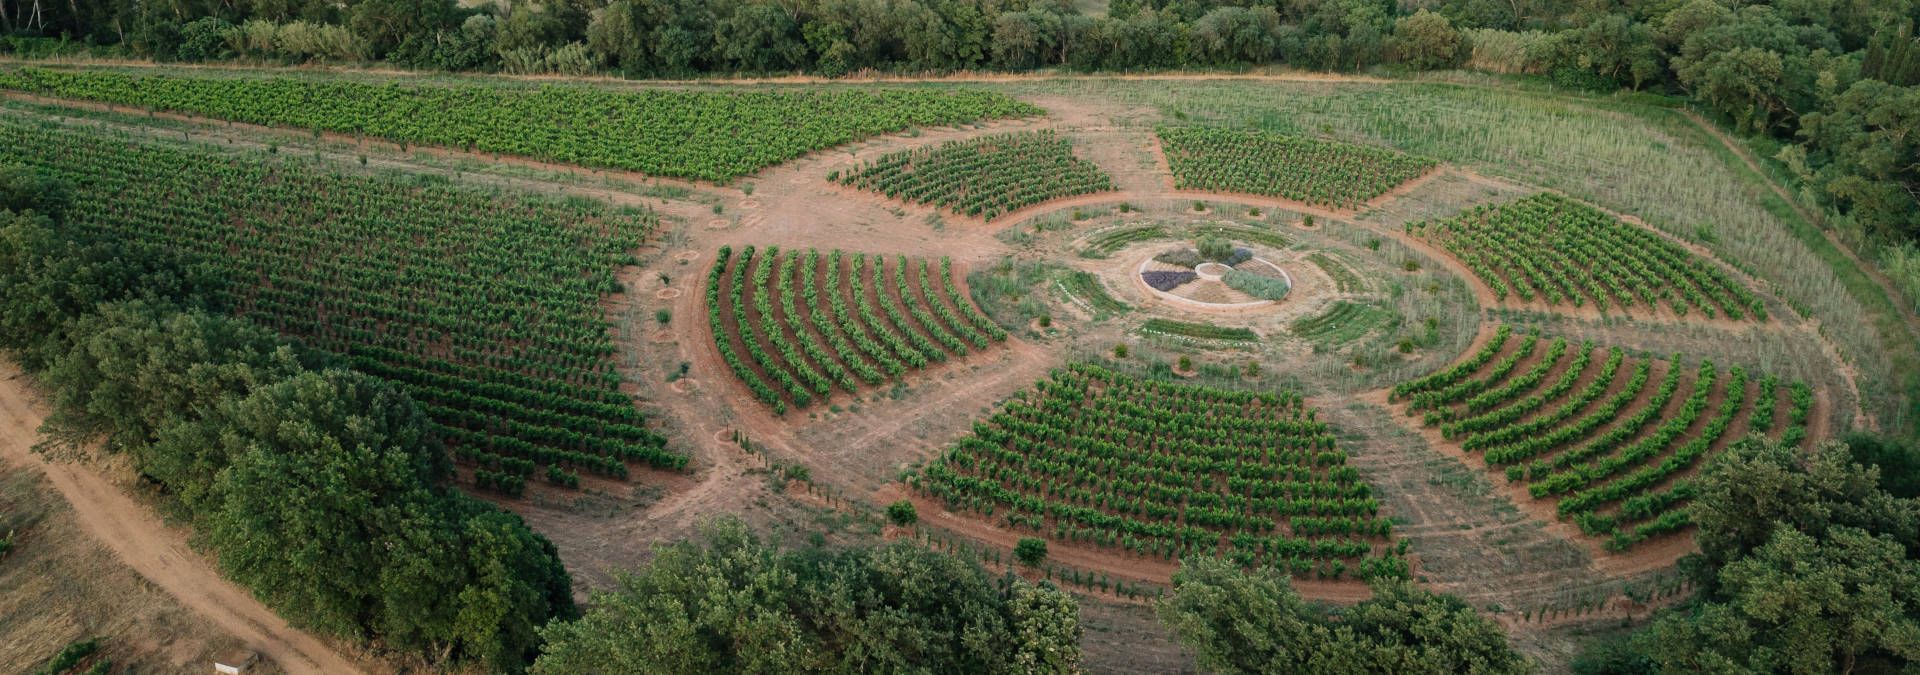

{"left": 1407, "top": 194, "right": 1766, "bottom": 320}
{"left": 1157, "top": 126, "right": 1437, "bottom": 209}
{"left": 705, "top": 246, "right": 1005, "bottom": 412}
{"left": 0, "top": 117, "right": 683, "bottom": 495}
{"left": 0, "top": 67, "right": 1040, "bottom": 181}
{"left": 914, "top": 363, "right": 1408, "bottom": 580}
{"left": 1390, "top": 326, "right": 1815, "bottom": 550}
{"left": 830, "top": 130, "right": 1114, "bottom": 220}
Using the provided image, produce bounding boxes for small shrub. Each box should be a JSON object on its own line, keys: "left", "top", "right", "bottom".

{"left": 38, "top": 638, "right": 101, "bottom": 675}
{"left": 1367, "top": 238, "right": 1382, "bottom": 251}
{"left": 1038, "top": 315, "right": 1052, "bottom": 328}
{"left": 1302, "top": 214, "right": 1315, "bottom": 228}
{"left": 887, "top": 500, "right": 918, "bottom": 526}
{"left": 1113, "top": 344, "right": 1129, "bottom": 358}
{"left": 1221, "top": 269, "right": 1291, "bottom": 300}
{"left": 1196, "top": 235, "right": 1234, "bottom": 261}
{"left": 1177, "top": 355, "right": 1193, "bottom": 371}
{"left": 1015, "top": 537, "right": 1048, "bottom": 566}
{"left": 654, "top": 308, "right": 672, "bottom": 325}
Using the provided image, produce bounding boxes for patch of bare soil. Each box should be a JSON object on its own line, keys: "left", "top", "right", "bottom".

{"left": 0, "top": 362, "right": 365, "bottom": 675}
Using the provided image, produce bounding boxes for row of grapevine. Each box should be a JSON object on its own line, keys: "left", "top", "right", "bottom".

{"left": 831, "top": 130, "right": 1115, "bottom": 219}
{"left": 1390, "top": 326, "right": 1815, "bottom": 550}
{"left": 0, "top": 116, "right": 685, "bottom": 494}
{"left": 705, "top": 246, "right": 1005, "bottom": 410}
{"left": 913, "top": 363, "right": 1409, "bottom": 579}
{"left": 1157, "top": 126, "right": 1437, "bottom": 209}
{"left": 0, "top": 67, "right": 1041, "bottom": 181}
{"left": 1407, "top": 194, "right": 1766, "bottom": 320}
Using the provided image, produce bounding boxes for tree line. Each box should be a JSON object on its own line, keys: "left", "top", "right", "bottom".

{"left": 0, "top": 166, "right": 575, "bottom": 672}
{"left": 3, "top": 0, "right": 1913, "bottom": 264}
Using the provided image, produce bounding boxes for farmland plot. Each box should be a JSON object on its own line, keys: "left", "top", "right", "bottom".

{"left": 1391, "top": 326, "right": 1814, "bottom": 550}
{"left": 1408, "top": 193, "right": 1766, "bottom": 320}
{"left": 1157, "top": 126, "right": 1437, "bottom": 209}
{"left": 0, "top": 117, "right": 680, "bottom": 495}
{"left": 832, "top": 130, "right": 1114, "bottom": 220}
{"left": 0, "top": 67, "right": 1041, "bottom": 181}
{"left": 706, "top": 246, "right": 1005, "bottom": 413}
{"left": 915, "top": 363, "right": 1408, "bottom": 580}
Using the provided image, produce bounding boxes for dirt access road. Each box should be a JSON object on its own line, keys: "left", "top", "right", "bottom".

{"left": 0, "top": 362, "right": 362, "bottom": 675}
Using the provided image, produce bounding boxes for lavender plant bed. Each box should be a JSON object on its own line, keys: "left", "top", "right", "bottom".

{"left": 1143, "top": 270, "right": 1198, "bottom": 291}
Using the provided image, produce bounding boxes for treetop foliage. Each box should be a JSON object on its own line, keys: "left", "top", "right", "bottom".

{"left": 0, "top": 169, "right": 575, "bottom": 672}
{"left": 1578, "top": 436, "right": 1920, "bottom": 674}
{"left": 532, "top": 517, "right": 1083, "bottom": 674}
{"left": 1157, "top": 556, "right": 1530, "bottom": 675}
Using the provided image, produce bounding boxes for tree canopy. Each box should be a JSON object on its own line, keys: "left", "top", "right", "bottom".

{"left": 0, "top": 174, "right": 576, "bottom": 673}
{"left": 1577, "top": 436, "right": 1920, "bottom": 675}
{"left": 533, "top": 518, "right": 1082, "bottom": 674}
{"left": 1157, "top": 556, "right": 1530, "bottom": 674}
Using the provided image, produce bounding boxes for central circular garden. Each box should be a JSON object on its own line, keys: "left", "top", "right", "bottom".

{"left": 1135, "top": 233, "right": 1294, "bottom": 309}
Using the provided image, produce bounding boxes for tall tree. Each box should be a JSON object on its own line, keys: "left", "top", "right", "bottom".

{"left": 533, "top": 518, "right": 1082, "bottom": 674}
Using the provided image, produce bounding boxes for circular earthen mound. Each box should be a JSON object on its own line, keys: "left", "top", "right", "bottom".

{"left": 655, "top": 287, "right": 684, "bottom": 300}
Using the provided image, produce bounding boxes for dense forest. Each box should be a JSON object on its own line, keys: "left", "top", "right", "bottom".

{"left": 2, "top": 0, "right": 1916, "bottom": 262}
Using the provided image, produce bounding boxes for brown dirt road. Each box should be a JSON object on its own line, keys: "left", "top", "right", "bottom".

{"left": 0, "top": 362, "right": 362, "bottom": 675}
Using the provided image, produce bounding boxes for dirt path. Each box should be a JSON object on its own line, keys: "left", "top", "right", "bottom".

{"left": 0, "top": 363, "right": 362, "bottom": 675}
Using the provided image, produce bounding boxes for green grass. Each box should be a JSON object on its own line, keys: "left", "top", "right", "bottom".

{"left": 1056, "top": 271, "right": 1131, "bottom": 318}
{"left": 1140, "top": 318, "right": 1258, "bottom": 342}
{"left": 1292, "top": 302, "right": 1398, "bottom": 346}
{"left": 1308, "top": 252, "right": 1365, "bottom": 293}
{"left": 1077, "top": 225, "right": 1167, "bottom": 258}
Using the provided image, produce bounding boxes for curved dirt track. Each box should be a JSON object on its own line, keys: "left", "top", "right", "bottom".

{"left": 0, "top": 363, "right": 362, "bottom": 675}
